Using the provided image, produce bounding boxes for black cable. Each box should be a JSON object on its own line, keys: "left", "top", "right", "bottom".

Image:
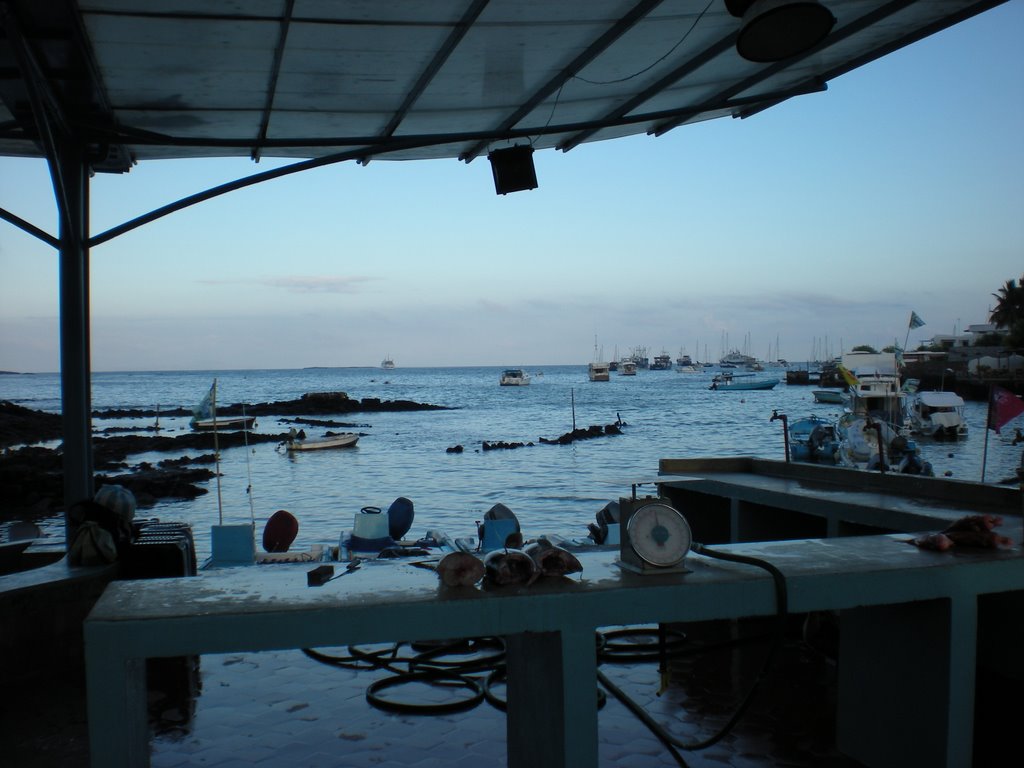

{"left": 365, "top": 669, "right": 485, "bottom": 715}
{"left": 597, "top": 542, "right": 788, "bottom": 754}
{"left": 304, "top": 638, "right": 507, "bottom": 714}
{"left": 598, "top": 626, "right": 689, "bottom": 664}
{"left": 303, "top": 543, "right": 789, "bottom": 752}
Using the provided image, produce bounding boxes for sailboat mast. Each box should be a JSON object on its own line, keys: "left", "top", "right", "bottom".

{"left": 212, "top": 378, "right": 224, "bottom": 526}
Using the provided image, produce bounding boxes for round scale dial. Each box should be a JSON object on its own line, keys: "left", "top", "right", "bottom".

{"left": 625, "top": 503, "right": 692, "bottom": 567}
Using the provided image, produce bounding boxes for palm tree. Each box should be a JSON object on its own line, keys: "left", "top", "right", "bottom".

{"left": 989, "top": 275, "right": 1024, "bottom": 329}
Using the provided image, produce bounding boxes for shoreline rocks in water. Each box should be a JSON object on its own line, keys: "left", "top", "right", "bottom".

{"left": 0, "top": 393, "right": 446, "bottom": 521}
{"left": 91, "top": 391, "right": 449, "bottom": 420}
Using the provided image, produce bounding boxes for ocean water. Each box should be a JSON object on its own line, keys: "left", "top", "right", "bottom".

{"left": 3, "top": 366, "right": 1021, "bottom": 559}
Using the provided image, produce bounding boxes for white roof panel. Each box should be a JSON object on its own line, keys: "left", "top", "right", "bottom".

{"left": 0, "top": 0, "right": 1009, "bottom": 171}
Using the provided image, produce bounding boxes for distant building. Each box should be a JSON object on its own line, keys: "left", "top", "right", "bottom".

{"left": 920, "top": 323, "right": 1007, "bottom": 350}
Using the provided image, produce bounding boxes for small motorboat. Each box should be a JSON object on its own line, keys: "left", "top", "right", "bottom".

{"left": 906, "top": 391, "right": 968, "bottom": 438}
{"left": 285, "top": 432, "right": 358, "bottom": 451}
{"left": 191, "top": 414, "right": 257, "bottom": 431}
{"left": 812, "top": 389, "right": 844, "bottom": 404}
{"left": 788, "top": 415, "right": 839, "bottom": 464}
{"left": 709, "top": 373, "right": 779, "bottom": 391}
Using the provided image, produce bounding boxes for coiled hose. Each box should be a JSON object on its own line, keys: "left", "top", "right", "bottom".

{"left": 302, "top": 542, "right": 788, "bottom": 764}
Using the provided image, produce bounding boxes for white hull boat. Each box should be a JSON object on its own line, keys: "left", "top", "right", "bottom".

{"left": 499, "top": 369, "right": 531, "bottom": 386}
{"left": 906, "top": 391, "right": 968, "bottom": 438}
{"left": 285, "top": 432, "right": 359, "bottom": 451}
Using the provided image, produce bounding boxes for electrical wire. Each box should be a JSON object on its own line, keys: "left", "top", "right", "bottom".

{"left": 302, "top": 540, "right": 789, "bottom": 761}
{"left": 597, "top": 542, "right": 788, "bottom": 756}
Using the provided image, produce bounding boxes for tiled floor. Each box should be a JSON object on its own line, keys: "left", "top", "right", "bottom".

{"left": 32, "top": 610, "right": 1023, "bottom": 767}
{"left": 130, "top": 618, "right": 864, "bottom": 768}
{"left": 9, "top": 617, "right": 865, "bottom": 768}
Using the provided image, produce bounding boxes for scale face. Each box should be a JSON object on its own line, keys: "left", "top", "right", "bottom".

{"left": 618, "top": 497, "right": 692, "bottom": 575}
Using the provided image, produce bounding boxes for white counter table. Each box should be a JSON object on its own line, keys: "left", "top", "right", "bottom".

{"left": 85, "top": 535, "right": 1024, "bottom": 768}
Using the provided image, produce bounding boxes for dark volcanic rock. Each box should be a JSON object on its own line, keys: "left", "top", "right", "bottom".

{"left": 0, "top": 401, "right": 62, "bottom": 448}
{"left": 92, "top": 391, "right": 449, "bottom": 420}
{"left": 538, "top": 423, "right": 625, "bottom": 445}
{"left": 0, "top": 393, "right": 445, "bottom": 522}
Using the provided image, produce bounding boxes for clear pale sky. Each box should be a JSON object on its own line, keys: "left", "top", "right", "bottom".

{"left": 2, "top": 3, "right": 1022, "bottom": 373}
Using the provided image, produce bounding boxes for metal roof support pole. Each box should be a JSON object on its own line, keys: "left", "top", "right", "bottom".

{"left": 1, "top": 2, "right": 96, "bottom": 542}
{"left": 57, "top": 145, "right": 93, "bottom": 536}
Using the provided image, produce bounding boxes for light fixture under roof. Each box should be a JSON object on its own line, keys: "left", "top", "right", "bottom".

{"left": 487, "top": 145, "right": 538, "bottom": 195}
{"left": 726, "top": 0, "right": 837, "bottom": 63}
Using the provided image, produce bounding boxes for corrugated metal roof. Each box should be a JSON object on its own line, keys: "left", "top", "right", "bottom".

{"left": 0, "top": 0, "right": 1008, "bottom": 174}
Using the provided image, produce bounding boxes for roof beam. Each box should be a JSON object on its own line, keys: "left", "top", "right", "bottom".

{"left": 458, "top": 0, "right": 666, "bottom": 163}
{"left": 251, "top": 0, "right": 295, "bottom": 163}
{"left": 557, "top": 29, "right": 735, "bottom": 152}
{"left": 650, "top": 0, "right": 917, "bottom": 137}
{"left": 364, "top": 0, "right": 492, "bottom": 164}
{"left": 0, "top": 2, "right": 77, "bottom": 233}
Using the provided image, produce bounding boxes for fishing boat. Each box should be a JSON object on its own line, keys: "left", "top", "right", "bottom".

{"left": 499, "top": 369, "right": 531, "bottom": 386}
{"left": 588, "top": 361, "right": 610, "bottom": 382}
{"left": 833, "top": 352, "right": 928, "bottom": 472}
{"left": 709, "top": 373, "right": 779, "bottom": 391}
{"left": 589, "top": 339, "right": 610, "bottom": 382}
{"left": 381, "top": 356, "right": 395, "bottom": 370}
{"left": 651, "top": 352, "right": 673, "bottom": 370}
{"left": 905, "top": 390, "right": 968, "bottom": 439}
{"left": 190, "top": 380, "right": 256, "bottom": 430}
{"left": 788, "top": 415, "right": 839, "bottom": 464}
{"left": 618, "top": 359, "right": 637, "bottom": 376}
{"left": 675, "top": 350, "right": 700, "bottom": 373}
{"left": 284, "top": 432, "right": 359, "bottom": 451}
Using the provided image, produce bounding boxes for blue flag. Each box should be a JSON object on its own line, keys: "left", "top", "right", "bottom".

{"left": 909, "top": 311, "right": 925, "bottom": 329}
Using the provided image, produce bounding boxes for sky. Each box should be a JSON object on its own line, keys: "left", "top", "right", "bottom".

{"left": 1, "top": 3, "right": 1023, "bottom": 373}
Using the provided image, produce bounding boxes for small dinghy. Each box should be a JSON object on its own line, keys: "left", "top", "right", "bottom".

{"left": 285, "top": 432, "right": 358, "bottom": 451}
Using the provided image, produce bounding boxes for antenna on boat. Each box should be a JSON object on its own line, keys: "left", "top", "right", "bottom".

{"left": 571, "top": 388, "right": 577, "bottom": 431}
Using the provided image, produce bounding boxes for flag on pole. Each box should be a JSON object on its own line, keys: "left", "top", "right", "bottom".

{"left": 988, "top": 385, "right": 1024, "bottom": 434}
{"left": 837, "top": 364, "right": 860, "bottom": 388}
{"left": 908, "top": 311, "right": 925, "bottom": 329}
{"left": 191, "top": 381, "right": 216, "bottom": 424}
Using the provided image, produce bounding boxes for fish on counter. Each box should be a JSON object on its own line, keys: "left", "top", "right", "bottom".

{"left": 908, "top": 514, "right": 1013, "bottom": 551}
{"left": 433, "top": 551, "right": 485, "bottom": 587}
{"left": 483, "top": 548, "right": 538, "bottom": 586}
{"left": 523, "top": 538, "right": 583, "bottom": 577}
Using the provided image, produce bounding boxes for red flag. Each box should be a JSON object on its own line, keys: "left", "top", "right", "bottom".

{"left": 988, "top": 386, "right": 1024, "bottom": 433}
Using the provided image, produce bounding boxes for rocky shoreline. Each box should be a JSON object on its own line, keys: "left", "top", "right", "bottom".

{"left": 0, "top": 393, "right": 448, "bottom": 522}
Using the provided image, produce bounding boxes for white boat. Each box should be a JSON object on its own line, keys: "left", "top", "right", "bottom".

{"left": 191, "top": 414, "right": 256, "bottom": 431}
{"left": 906, "top": 391, "right": 968, "bottom": 438}
{"left": 618, "top": 360, "right": 636, "bottom": 376}
{"left": 719, "top": 350, "right": 757, "bottom": 369}
{"left": 588, "top": 362, "right": 610, "bottom": 382}
{"left": 285, "top": 432, "right": 359, "bottom": 451}
{"left": 499, "top": 368, "right": 531, "bottom": 386}
{"left": 381, "top": 356, "right": 395, "bottom": 370}
{"left": 834, "top": 352, "right": 929, "bottom": 473}
{"left": 190, "top": 381, "right": 256, "bottom": 431}
{"left": 812, "top": 389, "right": 844, "bottom": 404}
{"left": 675, "top": 350, "right": 700, "bottom": 373}
{"left": 589, "top": 339, "right": 610, "bottom": 381}
{"left": 837, "top": 352, "right": 909, "bottom": 430}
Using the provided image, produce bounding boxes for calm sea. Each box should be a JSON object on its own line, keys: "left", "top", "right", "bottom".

{"left": 3, "top": 366, "right": 1020, "bottom": 559}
